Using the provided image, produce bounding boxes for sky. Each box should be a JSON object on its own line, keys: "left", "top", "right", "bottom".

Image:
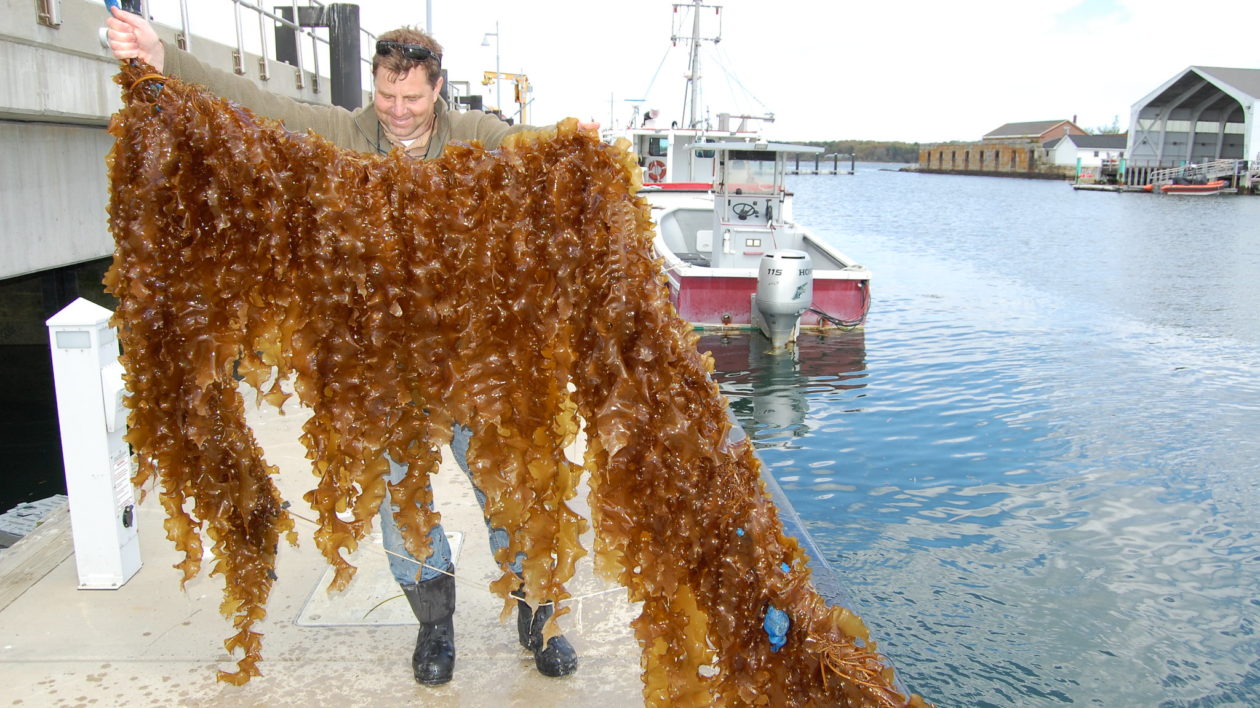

{"left": 159, "top": 0, "right": 1260, "bottom": 144}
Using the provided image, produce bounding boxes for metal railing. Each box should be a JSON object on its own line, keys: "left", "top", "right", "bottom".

{"left": 138, "top": 0, "right": 378, "bottom": 96}
{"left": 93, "top": 1, "right": 483, "bottom": 114}
{"left": 1149, "top": 158, "right": 1247, "bottom": 186}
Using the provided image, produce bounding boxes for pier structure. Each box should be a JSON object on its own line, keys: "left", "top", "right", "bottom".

{"left": 1, "top": 0, "right": 393, "bottom": 506}
{"left": 2, "top": 0, "right": 377, "bottom": 285}
{"left": 0, "top": 4, "right": 646, "bottom": 700}
{"left": 0, "top": 386, "right": 646, "bottom": 704}
{"left": 787, "top": 152, "right": 855, "bottom": 175}
{"left": 1147, "top": 158, "right": 1258, "bottom": 191}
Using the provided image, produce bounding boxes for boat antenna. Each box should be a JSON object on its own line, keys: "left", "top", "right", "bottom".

{"left": 672, "top": 1, "right": 722, "bottom": 130}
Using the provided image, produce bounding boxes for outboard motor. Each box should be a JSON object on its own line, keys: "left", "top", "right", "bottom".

{"left": 752, "top": 250, "right": 813, "bottom": 348}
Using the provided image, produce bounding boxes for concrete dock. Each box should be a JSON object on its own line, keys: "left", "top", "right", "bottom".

{"left": 0, "top": 387, "right": 645, "bottom": 707}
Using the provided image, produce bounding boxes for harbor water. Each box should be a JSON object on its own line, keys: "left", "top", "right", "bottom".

{"left": 704, "top": 168, "right": 1260, "bottom": 706}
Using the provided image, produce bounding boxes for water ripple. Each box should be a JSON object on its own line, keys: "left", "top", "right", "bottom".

{"left": 700, "top": 170, "right": 1260, "bottom": 706}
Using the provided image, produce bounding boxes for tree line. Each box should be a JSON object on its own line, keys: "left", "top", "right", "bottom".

{"left": 789, "top": 119, "right": 1123, "bottom": 163}
{"left": 792, "top": 140, "right": 921, "bottom": 164}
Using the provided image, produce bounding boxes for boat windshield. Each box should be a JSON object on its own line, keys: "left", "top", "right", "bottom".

{"left": 721, "top": 150, "right": 779, "bottom": 195}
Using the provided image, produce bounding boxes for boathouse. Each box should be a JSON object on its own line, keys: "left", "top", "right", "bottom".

{"left": 1125, "top": 66, "right": 1260, "bottom": 183}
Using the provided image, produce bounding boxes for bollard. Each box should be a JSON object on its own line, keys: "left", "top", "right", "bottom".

{"left": 46, "top": 298, "right": 141, "bottom": 589}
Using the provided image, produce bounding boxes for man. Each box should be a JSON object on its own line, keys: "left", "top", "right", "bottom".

{"left": 105, "top": 7, "right": 581, "bottom": 686}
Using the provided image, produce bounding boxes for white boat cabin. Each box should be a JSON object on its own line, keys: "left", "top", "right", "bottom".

{"left": 654, "top": 141, "right": 840, "bottom": 272}
{"left": 624, "top": 113, "right": 768, "bottom": 186}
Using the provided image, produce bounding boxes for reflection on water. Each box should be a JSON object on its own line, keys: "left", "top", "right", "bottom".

{"left": 702, "top": 169, "right": 1260, "bottom": 706}
{"left": 702, "top": 330, "right": 868, "bottom": 446}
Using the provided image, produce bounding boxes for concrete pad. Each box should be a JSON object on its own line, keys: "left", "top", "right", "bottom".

{"left": 0, "top": 382, "right": 645, "bottom": 706}
{"left": 295, "top": 532, "right": 465, "bottom": 627}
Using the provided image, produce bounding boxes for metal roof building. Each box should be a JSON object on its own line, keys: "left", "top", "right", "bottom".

{"left": 1043, "top": 134, "right": 1129, "bottom": 151}
{"left": 1128, "top": 66, "right": 1260, "bottom": 167}
{"left": 982, "top": 119, "right": 1086, "bottom": 142}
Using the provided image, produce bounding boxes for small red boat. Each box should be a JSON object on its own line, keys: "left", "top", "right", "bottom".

{"left": 1159, "top": 179, "right": 1227, "bottom": 195}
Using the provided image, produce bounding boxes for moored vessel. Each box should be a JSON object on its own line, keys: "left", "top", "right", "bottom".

{"left": 610, "top": 1, "right": 871, "bottom": 346}
{"left": 1160, "top": 178, "right": 1227, "bottom": 195}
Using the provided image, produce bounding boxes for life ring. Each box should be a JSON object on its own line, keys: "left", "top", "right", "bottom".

{"left": 647, "top": 159, "right": 667, "bottom": 182}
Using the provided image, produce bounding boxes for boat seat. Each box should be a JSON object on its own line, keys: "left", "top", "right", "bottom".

{"left": 677, "top": 252, "right": 711, "bottom": 267}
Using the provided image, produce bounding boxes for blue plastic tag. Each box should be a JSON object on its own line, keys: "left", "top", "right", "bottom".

{"left": 764, "top": 605, "right": 790, "bottom": 652}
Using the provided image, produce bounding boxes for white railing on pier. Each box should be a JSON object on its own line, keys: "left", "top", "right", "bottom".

{"left": 130, "top": 0, "right": 378, "bottom": 94}
{"left": 1149, "top": 159, "right": 1247, "bottom": 186}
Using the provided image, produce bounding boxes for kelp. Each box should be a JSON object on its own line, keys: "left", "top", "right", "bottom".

{"left": 104, "top": 61, "right": 926, "bottom": 706}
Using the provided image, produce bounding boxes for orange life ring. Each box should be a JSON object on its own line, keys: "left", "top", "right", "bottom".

{"left": 647, "top": 159, "right": 667, "bottom": 182}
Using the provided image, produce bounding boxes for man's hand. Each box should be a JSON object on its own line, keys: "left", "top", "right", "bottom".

{"left": 105, "top": 6, "right": 165, "bottom": 72}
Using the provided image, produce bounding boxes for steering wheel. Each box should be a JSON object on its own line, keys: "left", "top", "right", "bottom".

{"left": 731, "top": 202, "right": 759, "bottom": 220}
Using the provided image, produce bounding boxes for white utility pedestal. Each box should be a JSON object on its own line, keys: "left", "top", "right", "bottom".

{"left": 46, "top": 298, "right": 141, "bottom": 589}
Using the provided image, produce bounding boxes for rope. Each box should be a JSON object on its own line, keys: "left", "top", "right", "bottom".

{"left": 128, "top": 72, "right": 166, "bottom": 91}
{"left": 708, "top": 45, "right": 771, "bottom": 113}
{"left": 639, "top": 45, "right": 674, "bottom": 105}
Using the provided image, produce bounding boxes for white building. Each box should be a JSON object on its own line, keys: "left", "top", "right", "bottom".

{"left": 1128, "top": 66, "right": 1260, "bottom": 168}
{"left": 1044, "top": 134, "right": 1128, "bottom": 169}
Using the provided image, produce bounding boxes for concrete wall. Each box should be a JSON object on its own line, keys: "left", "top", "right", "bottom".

{"left": 1, "top": 0, "right": 358, "bottom": 281}
{"left": 916, "top": 141, "right": 1070, "bottom": 177}
{"left": 1, "top": 122, "right": 116, "bottom": 279}
{"left": 0, "top": 0, "right": 127, "bottom": 122}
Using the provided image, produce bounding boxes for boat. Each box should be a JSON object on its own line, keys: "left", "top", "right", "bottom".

{"left": 610, "top": 1, "right": 871, "bottom": 347}
{"left": 1160, "top": 179, "right": 1227, "bottom": 195}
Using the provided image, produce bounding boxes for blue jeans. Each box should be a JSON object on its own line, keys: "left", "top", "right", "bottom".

{"left": 378, "top": 423, "right": 520, "bottom": 584}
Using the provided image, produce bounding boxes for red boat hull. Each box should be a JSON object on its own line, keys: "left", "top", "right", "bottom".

{"left": 668, "top": 273, "right": 869, "bottom": 329}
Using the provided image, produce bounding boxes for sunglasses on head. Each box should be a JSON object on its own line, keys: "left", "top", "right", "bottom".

{"left": 376, "top": 40, "right": 440, "bottom": 64}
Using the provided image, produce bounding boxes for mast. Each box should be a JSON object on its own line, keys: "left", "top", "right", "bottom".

{"left": 686, "top": 2, "right": 702, "bottom": 128}
{"left": 673, "top": 1, "right": 721, "bottom": 130}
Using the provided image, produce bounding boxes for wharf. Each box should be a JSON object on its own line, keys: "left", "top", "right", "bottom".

{"left": 1073, "top": 182, "right": 1245, "bottom": 195}
{"left": 0, "top": 388, "right": 643, "bottom": 707}
{"left": 787, "top": 154, "right": 856, "bottom": 176}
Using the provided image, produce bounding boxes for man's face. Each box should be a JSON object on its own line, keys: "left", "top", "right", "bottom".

{"left": 373, "top": 68, "right": 443, "bottom": 142}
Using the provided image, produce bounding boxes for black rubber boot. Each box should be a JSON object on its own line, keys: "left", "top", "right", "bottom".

{"left": 401, "top": 571, "right": 456, "bottom": 685}
{"left": 513, "top": 589, "right": 578, "bottom": 677}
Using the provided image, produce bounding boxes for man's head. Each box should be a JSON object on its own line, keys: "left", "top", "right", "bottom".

{"left": 373, "top": 27, "right": 443, "bottom": 86}
{"left": 372, "top": 28, "right": 445, "bottom": 143}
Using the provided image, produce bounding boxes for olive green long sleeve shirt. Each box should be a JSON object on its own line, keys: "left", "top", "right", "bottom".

{"left": 161, "top": 43, "right": 530, "bottom": 158}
